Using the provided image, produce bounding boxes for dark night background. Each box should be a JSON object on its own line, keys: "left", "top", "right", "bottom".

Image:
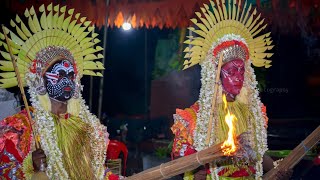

{"left": 78, "top": 26, "right": 320, "bottom": 122}
{"left": 1, "top": 1, "right": 319, "bottom": 120}
{"left": 0, "top": 0, "right": 319, "bottom": 179}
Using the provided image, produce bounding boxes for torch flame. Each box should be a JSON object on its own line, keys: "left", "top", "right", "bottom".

{"left": 221, "top": 94, "right": 237, "bottom": 156}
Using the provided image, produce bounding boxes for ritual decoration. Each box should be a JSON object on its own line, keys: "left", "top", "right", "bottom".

{"left": 5, "top": 0, "right": 320, "bottom": 33}
{"left": 0, "top": 3, "right": 108, "bottom": 179}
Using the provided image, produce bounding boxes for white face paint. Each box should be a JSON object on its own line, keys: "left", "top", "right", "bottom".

{"left": 44, "top": 60, "right": 76, "bottom": 101}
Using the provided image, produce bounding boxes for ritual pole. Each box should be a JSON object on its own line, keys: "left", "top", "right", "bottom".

{"left": 205, "top": 53, "right": 224, "bottom": 145}
{"left": 127, "top": 142, "right": 224, "bottom": 180}
{"left": 264, "top": 125, "right": 320, "bottom": 179}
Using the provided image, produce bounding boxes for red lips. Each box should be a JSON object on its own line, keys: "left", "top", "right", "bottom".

{"left": 64, "top": 87, "right": 72, "bottom": 91}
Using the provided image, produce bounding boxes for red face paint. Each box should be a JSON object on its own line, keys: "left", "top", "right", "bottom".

{"left": 220, "top": 59, "right": 245, "bottom": 101}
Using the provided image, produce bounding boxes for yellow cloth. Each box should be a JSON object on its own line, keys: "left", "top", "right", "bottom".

{"left": 22, "top": 114, "right": 96, "bottom": 180}
{"left": 53, "top": 114, "right": 95, "bottom": 180}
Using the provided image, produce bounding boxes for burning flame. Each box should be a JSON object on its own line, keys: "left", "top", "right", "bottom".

{"left": 221, "top": 94, "right": 237, "bottom": 156}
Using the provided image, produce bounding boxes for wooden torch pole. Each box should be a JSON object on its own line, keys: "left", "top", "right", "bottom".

{"left": 205, "top": 53, "right": 224, "bottom": 145}
{"left": 127, "top": 142, "right": 225, "bottom": 180}
{"left": 264, "top": 125, "right": 320, "bottom": 179}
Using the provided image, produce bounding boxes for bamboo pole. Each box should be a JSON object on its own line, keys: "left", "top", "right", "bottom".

{"left": 205, "top": 54, "right": 224, "bottom": 145}
{"left": 98, "top": 0, "right": 110, "bottom": 120}
{"left": 264, "top": 125, "right": 320, "bottom": 179}
{"left": 2, "top": 25, "right": 40, "bottom": 149}
{"left": 127, "top": 142, "right": 224, "bottom": 180}
{"left": 89, "top": 26, "right": 95, "bottom": 110}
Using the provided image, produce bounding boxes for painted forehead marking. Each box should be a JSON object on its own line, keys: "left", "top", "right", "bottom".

{"left": 231, "top": 61, "right": 244, "bottom": 68}
{"left": 50, "top": 60, "right": 74, "bottom": 74}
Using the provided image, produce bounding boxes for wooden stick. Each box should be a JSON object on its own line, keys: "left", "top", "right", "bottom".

{"left": 127, "top": 142, "right": 224, "bottom": 180}
{"left": 205, "top": 54, "right": 224, "bottom": 145}
{"left": 1, "top": 25, "right": 40, "bottom": 149}
{"left": 264, "top": 125, "right": 320, "bottom": 179}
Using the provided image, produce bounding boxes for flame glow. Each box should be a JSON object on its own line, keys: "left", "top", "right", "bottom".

{"left": 221, "top": 94, "right": 237, "bottom": 156}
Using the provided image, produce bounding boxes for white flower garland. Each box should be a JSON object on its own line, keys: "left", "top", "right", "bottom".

{"left": 26, "top": 72, "right": 107, "bottom": 180}
{"left": 246, "top": 64, "right": 268, "bottom": 179}
{"left": 193, "top": 52, "right": 216, "bottom": 150}
{"left": 193, "top": 34, "right": 268, "bottom": 179}
{"left": 79, "top": 98, "right": 108, "bottom": 180}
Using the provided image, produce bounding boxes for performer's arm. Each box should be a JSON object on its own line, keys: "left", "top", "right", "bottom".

{"left": 263, "top": 154, "right": 275, "bottom": 172}
{"left": 22, "top": 149, "right": 47, "bottom": 179}
{"left": 32, "top": 149, "right": 47, "bottom": 172}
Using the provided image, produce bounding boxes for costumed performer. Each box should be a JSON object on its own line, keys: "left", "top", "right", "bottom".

{"left": 0, "top": 4, "right": 118, "bottom": 180}
{"left": 170, "top": 0, "right": 291, "bottom": 179}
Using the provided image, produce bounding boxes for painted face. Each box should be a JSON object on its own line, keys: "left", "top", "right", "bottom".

{"left": 220, "top": 59, "right": 245, "bottom": 101}
{"left": 44, "top": 60, "right": 76, "bottom": 102}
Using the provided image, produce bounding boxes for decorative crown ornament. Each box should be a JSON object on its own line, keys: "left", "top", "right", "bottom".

{"left": 182, "top": 0, "right": 274, "bottom": 69}
{"left": 34, "top": 46, "right": 75, "bottom": 74}
{"left": 0, "top": 3, "right": 105, "bottom": 89}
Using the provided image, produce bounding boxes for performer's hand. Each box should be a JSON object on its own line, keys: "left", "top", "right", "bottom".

{"left": 32, "top": 148, "right": 47, "bottom": 172}
{"left": 274, "top": 169, "right": 293, "bottom": 180}
{"left": 194, "top": 168, "right": 207, "bottom": 180}
{"left": 193, "top": 165, "right": 208, "bottom": 180}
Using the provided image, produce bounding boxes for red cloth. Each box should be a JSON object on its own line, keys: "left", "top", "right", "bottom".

{"left": 107, "top": 140, "right": 128, "bottom": 176}
{"left": 108, "top": 174, "right": 120, "bottom": 180}
{"left": 217, "top": 166, "right": 256, "bottom": 177}
{"left": 0, "top": 140, "right": 25, "bottom": 179}
{"left": 0, "top": 109, "right": 33, "bottom": 179}
{"left": 5, "top": 0, "right": 320, "bottom": 31}
{"left": 313, "top": 154, "right": 320, "bottom": 165}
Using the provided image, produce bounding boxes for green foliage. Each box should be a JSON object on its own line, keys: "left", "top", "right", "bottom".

{"left": 154, "top": 141, "right": 173, "bottom": 158}
{"left": 253, "top": 66, "right": 268, "bottom": 92}
{"left": 152, "top": 30, "right": 183, "bottom": 80}
{"left": 155, "top": 147, "right": 171, "bottom": 158}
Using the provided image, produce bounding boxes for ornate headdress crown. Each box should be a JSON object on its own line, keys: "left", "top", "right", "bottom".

{"left": 33, "top": 46, "right": 75, "bottom": 75}
{"left": 183, "top": 0, "right": 274, "bottom": 69}
{"left": 0, "top": 4, "right": 105, "bottom": 88}
{"left": 213, "top": 38, "right": 249, "bottom": 63}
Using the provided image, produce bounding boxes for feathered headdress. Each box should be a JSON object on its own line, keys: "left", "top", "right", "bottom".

{"left": 183, "top": 0, "right": 273, "bottom": 69}
{"left": 0, "top": 3, "right": 104, "bottom": 89}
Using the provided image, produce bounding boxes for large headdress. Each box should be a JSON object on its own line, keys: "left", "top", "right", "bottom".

{"left": 183, "top": 0, "right": 273, "bottom": 69}
{"left": 0, "top": 4, "right": 107, "bottom": 179}
{"left": 0, "top": 3, "right": 104, "bottom": 89}
{"left": 184, "top": 1, "right": 273, "bottom": 179}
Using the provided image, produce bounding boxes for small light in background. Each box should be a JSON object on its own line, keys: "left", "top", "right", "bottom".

{"left": 122, "top": 22, "right": 132, "bottom": 31}
{"left": 143, "top": 126, "right": 146, "bottom": 130}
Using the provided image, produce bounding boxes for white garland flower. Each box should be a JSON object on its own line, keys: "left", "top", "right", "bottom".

{"left": 25, "top": 72, "right": 108, "bottom": 180}
{"left": 193, "top": 34, "right": 268, "bottom": 179}
{"left": 27, "top": 75, "right": 69, "bottom": 179}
